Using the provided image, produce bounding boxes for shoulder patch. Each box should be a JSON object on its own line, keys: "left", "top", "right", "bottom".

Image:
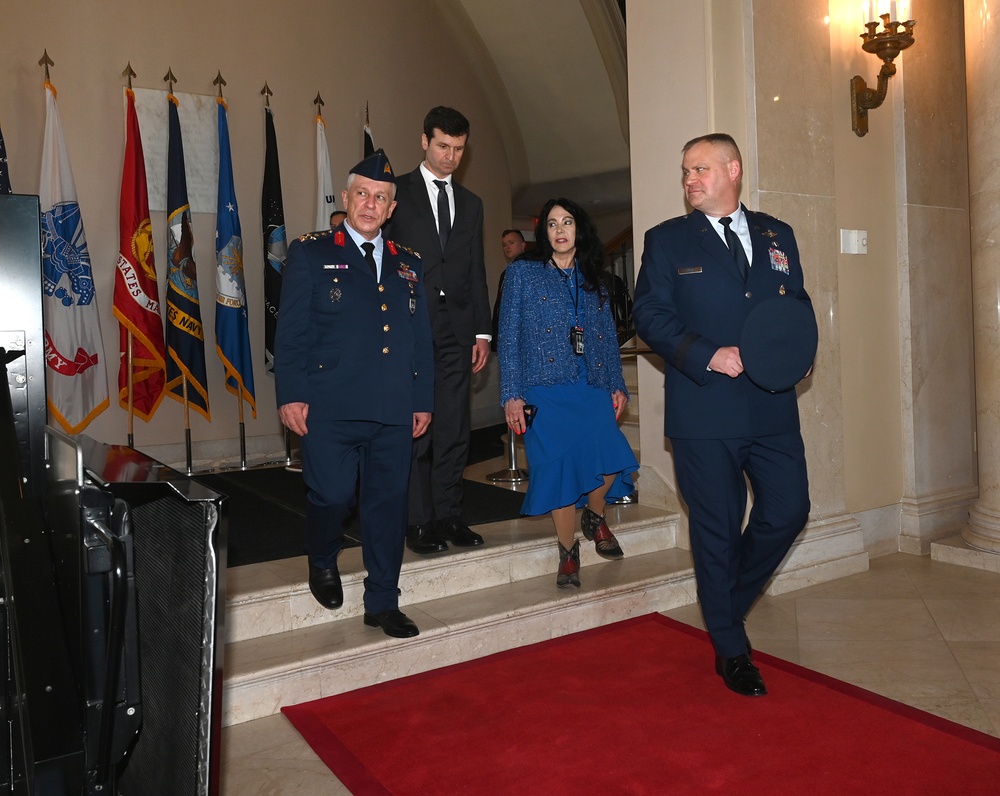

{"left": 298, "top": 229, "right": 334, "bottom": 243}
{"left": 388, "top": 239, "right": 420, "bottom": 259}
{"left": 654, "top": 215, "right": 687, "bottom": 230}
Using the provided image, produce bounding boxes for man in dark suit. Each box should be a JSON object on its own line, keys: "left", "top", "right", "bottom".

{"left": 633, "top": 133, "right": 814, "bottom": 696}
{"left": 387, "top": 107, "right": 492, "bottom": 554}
{"left": 274, "top": 150, "right": 434, "bottom": 639}
{"left": 491, "top": 229, "right": 527, "bottom": 351}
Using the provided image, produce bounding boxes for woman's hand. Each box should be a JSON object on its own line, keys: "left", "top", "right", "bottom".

{"left": 612, "top": 390, "right": 628, "bottom": 420}
{"left": 504, "top": 397, "right": 527, "bottom": 435}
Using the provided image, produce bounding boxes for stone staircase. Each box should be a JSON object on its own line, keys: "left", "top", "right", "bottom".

{"left": 221, "top": 500, "right": 692, "bottom": 726}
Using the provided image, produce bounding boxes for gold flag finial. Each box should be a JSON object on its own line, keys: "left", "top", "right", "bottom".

{"left": 214, "top": 70, "right": 227, "bottom": 98}
{"left": 122, "top": 62, "right": 136, "bottom": 89}
{"left": 261, "top": 82, "right": 272, "bottom": 108}
{"left": 163, "top": 67, "right": 177, "bottom": 94}
{"left": 314, "top": 92, "right": 325, "bottom": 117}
{"left": 38, "top": 50, "right": 55, "bottom": 80}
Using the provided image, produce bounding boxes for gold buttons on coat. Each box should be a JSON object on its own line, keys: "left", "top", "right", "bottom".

{"left": 378, "top": 284, "right": 385, "bottom": 293}
{"left": 384, "top": 324, "right": 390, "bottom": 332}
{"left": 382, "top": 347, "right": 390, "bottom": 354}
{"left": 381, "top": 304, "right": 388, "bottom": 311}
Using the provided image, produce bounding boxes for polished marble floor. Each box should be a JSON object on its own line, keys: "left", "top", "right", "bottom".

{"left": 220, "top": 551, "right": 1000, "bottom": 794}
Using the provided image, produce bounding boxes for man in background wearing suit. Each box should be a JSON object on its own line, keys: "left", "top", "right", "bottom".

{"left": 275, "top": 150, "right": 434, "bottom": 639}
{"left": 387, "top": 106, "right": 492, "bottom": 555}
{"left": 633, "top": 133, "right": 813, "bottom": 696}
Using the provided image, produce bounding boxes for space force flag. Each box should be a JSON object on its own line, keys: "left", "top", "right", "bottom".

{"left": 39, "top": 80, "right": 110, "bottom": 433}
{"left": 262, "top": 106, "right": 287, "bottom": 373}
{"left": 165, "top": 93, "right": 210, "bottom": 420}
{"left": 215, "top": 97, "right": 256, "bottom": 417}
{"left": 315, "top": 113, "right": 334, "bottom": 231}
{"left": 113, "top": 87, "right": 166, "bottom": 422}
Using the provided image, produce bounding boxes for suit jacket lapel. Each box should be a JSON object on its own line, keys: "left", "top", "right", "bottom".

{"left": 691, "top": 210, "right": 744, "bottom": 282}
{"left": 333, "top": 224, "right": 376, "bottom": 279}
{"left": 407, "top": 171, "right": 438, "bottom": 240}
{"left": 744, "top": 208, "right": 771, "bottom": 284}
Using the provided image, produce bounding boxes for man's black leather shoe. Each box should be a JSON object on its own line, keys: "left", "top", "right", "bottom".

{"left": 437, "top": 517, "right": 484, "bottom": 547}
{"left": 715, "top": 653, "right": 767, "bottom": 696}
{"left": 308, "top": 564, "right": 343, "bottom": 609}
{"left": 363, "top": 609, "right": 420, "bottom": 638}
{"left": 406, "top": 523, "right": 448, "bottom": 554}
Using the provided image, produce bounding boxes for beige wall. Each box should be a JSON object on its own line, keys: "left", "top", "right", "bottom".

{"left": 628, "top": 0, "right": 978, "bottom": 551}
{"left": 0, "top": 0, "right": 514, "bottom": 465}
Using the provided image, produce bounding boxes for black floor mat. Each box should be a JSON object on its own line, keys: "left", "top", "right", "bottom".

{"left": 196, "top": 463, "right": 525, "bottom": 568}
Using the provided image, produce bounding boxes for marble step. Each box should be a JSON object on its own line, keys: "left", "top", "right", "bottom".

{"left": 222, "top": 542, "right": 696, "bottom": 726}
{"left": 225, "top": 502, "right": 676, "bottom": 644}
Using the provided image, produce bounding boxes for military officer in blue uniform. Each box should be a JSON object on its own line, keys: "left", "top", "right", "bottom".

{"left": 633, "top": 134, "right": 814, "bottom": 695}
{"left": 274, "top": 150, "right": 434, "bottom": 639}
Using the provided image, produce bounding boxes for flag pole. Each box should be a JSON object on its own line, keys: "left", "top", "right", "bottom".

{"left": 182, "top": 375, "right": 193, "bottom": 474}
{"left": 126, "top": 332, "right": 134, "bottom": 447}
{"left": 237, "top": 393, "right": 247, "bottom": 469}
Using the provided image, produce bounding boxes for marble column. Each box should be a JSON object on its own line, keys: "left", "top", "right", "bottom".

{"left": 964, "top": 2, "right": 1000, "bottom": 554}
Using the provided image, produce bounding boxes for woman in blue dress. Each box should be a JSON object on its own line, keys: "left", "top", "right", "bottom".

{"left": 498, "top": 197, "right": 638, "bottom": 588}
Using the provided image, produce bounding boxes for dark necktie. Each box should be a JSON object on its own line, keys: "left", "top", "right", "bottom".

{"left": 433, "top": 179, "right": 451, "bottom": 250}
{"left": 720, "top": 216, "right": 749, "bottom": 282}
{"left": 361, "top": 241, "right": 377, "bottom": 279}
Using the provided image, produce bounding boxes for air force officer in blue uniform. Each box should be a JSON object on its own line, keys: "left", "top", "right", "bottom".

{"left": 633, "top": 134, "right": 813, "bottom": 695}
{"left": 275, "top": 150, "right": 434, "bottom": 639}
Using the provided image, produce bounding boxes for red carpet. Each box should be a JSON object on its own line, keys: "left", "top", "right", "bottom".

{"left": 282, "top": 614, "right": 1000, "bottom": 795}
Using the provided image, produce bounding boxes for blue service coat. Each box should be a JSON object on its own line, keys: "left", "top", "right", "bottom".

{"left": 274, "top": 225, "right": 434, "bottom": 423}
{"left": 633, "top": 206, "right": 813, "bottom": 440}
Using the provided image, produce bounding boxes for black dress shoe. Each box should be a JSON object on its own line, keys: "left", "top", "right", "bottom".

{"left": 715, "top": 653, "right": 767, "bottom": 697}
{"left": 406, "top": 523, "right": 448, "bottom": 554}
{"left": 308, "top": 564, "right": 343, "bottom": 609}
{"left": 437, "top": 517, "right": 484, "bottom": 547}
{"left": 363, "top": 609, "right": 420, "bottom": 638}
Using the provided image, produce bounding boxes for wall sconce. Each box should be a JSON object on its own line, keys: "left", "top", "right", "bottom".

{"left": 850, "top": 2, "right": 916, "bottom": 136}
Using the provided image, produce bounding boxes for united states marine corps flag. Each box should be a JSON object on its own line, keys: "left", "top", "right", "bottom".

{"left": 165, "top": 91, "right": 210, "bottom": 420}
{"left": 114, "top": 87, "right": 166, "bottom": 425}
{"left": 215, "top": 96, "right": 256, "bottom": 419}
{"left": 262, "top": 105, "right": 286, "bottom": 373}
{"left": 39, "top": 80, "right": 110, "bottom": 433}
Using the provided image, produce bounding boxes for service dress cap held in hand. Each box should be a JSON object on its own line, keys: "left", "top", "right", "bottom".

{"left": 739, "top": 296, "right": 817, "bottom": 393}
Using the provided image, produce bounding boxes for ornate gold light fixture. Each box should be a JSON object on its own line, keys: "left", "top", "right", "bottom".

{"left": 850, "top": 1, "right": 916, "bottom": 137}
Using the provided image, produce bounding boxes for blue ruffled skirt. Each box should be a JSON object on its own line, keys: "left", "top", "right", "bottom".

{"left": 520, "top": 370, "right": 638, "bottom": 517}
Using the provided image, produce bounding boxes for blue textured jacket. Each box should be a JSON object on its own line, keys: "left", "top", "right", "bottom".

{"left": 498, "top": 258, "right": 628, "bottom": 404}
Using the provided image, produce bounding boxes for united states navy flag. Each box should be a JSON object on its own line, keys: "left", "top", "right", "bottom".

{"left": 215, "top": 96, "right": 256, "bottom": 417}
{"left": 165, "top": 92, "right": 210, "bottom": 420}
{"left": 262, "top": 106, "right": 286, "bottom": 373}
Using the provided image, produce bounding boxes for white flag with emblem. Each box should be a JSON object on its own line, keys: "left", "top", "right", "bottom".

{"left": 315, "top": 113, "right": 334, "bottom": 232}
{"left": 39, "top": 80, "right": 110, "bottom": 433}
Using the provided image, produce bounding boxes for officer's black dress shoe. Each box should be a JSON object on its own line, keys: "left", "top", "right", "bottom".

{"left": 715, "top": 653, "right": 767, "bottom": 696}
{"left": 437, "top": 516, "right": 484, "bottom": 547}
{"left": 308, "top": 564, "right": 343, "bottom": 609}
{"left": 406, "top": 523, "right": 448, "bottom": 554}
{"left": 363, "top": 609, "right": 420, "bottom": 638}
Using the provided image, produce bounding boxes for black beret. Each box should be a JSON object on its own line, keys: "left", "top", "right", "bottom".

{"left": 740, "top": 296, "right": 817, "bottom": 393}
{"left": 349, "top": 148, "right": 395, "bottom": 184}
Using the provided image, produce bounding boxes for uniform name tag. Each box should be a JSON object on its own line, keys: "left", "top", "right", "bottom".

{"left": 324, "top": 263, "right": 350, "bottom": 270}
{"left": 678, "top": 266, "right": 703, "bottom": 275}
